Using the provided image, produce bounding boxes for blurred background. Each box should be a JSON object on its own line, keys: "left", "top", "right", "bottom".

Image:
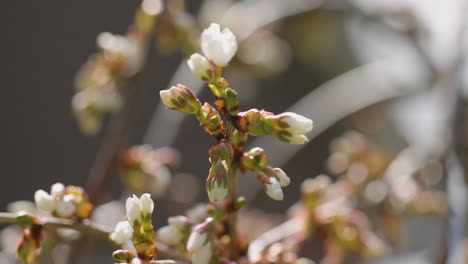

{"left": 1, "top": 0, "right": 467, "bottom": 263}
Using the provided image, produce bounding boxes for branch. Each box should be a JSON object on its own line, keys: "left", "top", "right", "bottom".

{"left": 247, "top": 218, "right": 303, "bottom": 262}
{"left": 0, "top": 212, "right": 188, "bottom": 262}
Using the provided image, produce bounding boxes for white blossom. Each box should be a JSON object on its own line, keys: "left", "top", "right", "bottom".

{"left": 130, "top": 257, "right": 142, "bottom": 264}
{"left": 126, "top": 195, "right": 142, "bottom": 224}
{"left": 187, "top": 53, "right": 211, "bottom": 80}
{"left": 265, "top": 177, "right": 284, "bottom": 201}
{"left": 34, "top": 190, "right": 55, "bottom": 212}
{"left": 56, "top": 194, "right": 76, "bottom": 217}
{"left": 157, "top": 225, "right": 182, "bottom": 246}
{"left": 50, "top": 183, "right": 65, "bottom": 198}
{"left": 139, "top": 193, "right": 154, "bottom": 216}
{"left": 274, "top": 168, "right": 290, "bottom": 187}
{"left": 110, "top": 221, "right": 134, "bottom": 244}
{"left": 201, "top": 23, "right": 237, "bottom": 66}
{"left": 191, "top": 241, "right": 212, "bottom": 264}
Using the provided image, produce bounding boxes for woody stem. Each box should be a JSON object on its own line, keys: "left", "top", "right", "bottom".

{"left": 226, "top": 118, "right": 239, "bottom": 259}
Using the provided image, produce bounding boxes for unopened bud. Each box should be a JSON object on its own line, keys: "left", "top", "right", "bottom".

{"left": 265, "top": 112, "right": 313, "bottom": 144}
{"left": 157, "top": 225, "right": 182, "bottom": 246}
{"left": 126, "top": 195, "right": 142, "bottom": 225}
{"left": 235, "top": 109, "right": 273, "bottom": 136}
{"left": 140, "top": 193, "right": 154, "bottom": 217}
{"left": 240, "top": 147, "right": 268, "bottom": 172}
{"left": 273, "top": 168, "right": 290, "bottom": 187}
{"left": 192, "top": 241, "right": 213, "bottom": 264}
{"left": 112, "top": 249, "right": 136, "bottom": 262}
{"left": 50, "top": 183, "right": 65, "bottom": 198}
{"left": 56, "top": 194, "right": 76, "bottom": 218}
{"left": 187, "top": 53, "right": 211, "bottom": 80}
{"left": 264, "top": 177, "right": 284, "bottom": 201}
{"left": 208, "top": 140, "right": 233, "bottom": 164}
{"left": 110, "top": 221, "right": 134, "bottom": 244}
{"left": 196, "top": 103, "right": 224, "bottom": 137}
{"left": 186, "top": 217, "right": 212, "bottom": 253}
{"left": 160, "top": 84, "right": 201, "bottom": 114}
{"left": 206, "top": 161, "right": 229, "bottom": 202}
{"left": 225, "top": 88, "right": 239, "bottom": 116}
{"left": 34, "top": 190, "right": 55, "bottom": 212}
{"left": 168, "top": 215, "right": 192, "bottom": 232}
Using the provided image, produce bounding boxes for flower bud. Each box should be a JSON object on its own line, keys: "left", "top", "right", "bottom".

{"left": 240, "top": 147, "right": 268, "bottom": 172}
{"left": 192, "top": 241, "right": 213, "bottom": 264}
{"left": 208, "top": 140, "right": 233, "bottom": 164}
{"left": 34, "top": 190, "right": 55, "bottom": 212}
{"left": 159, "top": 84, "right": 201, "bottom": 114}
{"left": 225, "top": 88, "right": 239, "bottom": 116}
{"left": 265, "top": 112, "right": 313, "bottom": 144}
{"left": 56, "top": 194, "right": 77, "bottom": 218}
{"left": 126, "top": 195, "right": 142, "bottom": 225}
{"left": 201, "top": 23, "right": 237, "bottom": 67}
{"left": 206, "top": 161, "right": 229, "bottom": 202}
{"left": 112, "top": 249, "right": 136, "bottom": 262}
{"left": 264, "top": 177, "right": 284, "bottom": 201}
{"left": 17, "top": 229, "right": 38, "bottom": 264}
{"left": 196, "top": 103, "right": 224, "bottom": 137}
{"left": 110, "top": 221, "right": 134, "bottom": 244}
{"left": 168, "top": 215, "right": 192, "bottom": 232}
{"left": 273, "top": 168, "right": 290, "bottom": 187}
{"left": 50, "top": 183, "right": 65, "bottom": 198}
{"left": 186, "top": 217, "right": 212, "bottom": 252}
{"left": 186, "top": 203, "right": 208, "bottom": 223}
{"left": 187, "top": 53, "right": 211, "bottom": 80}
{"left": 235, "top": 109, "right": 273, "bottom": 136}
{"left": 140, "top": 193, "right": 154, "bottom": 216}
{"left": 157, "top": 225, "right": 182, "bottom": 246}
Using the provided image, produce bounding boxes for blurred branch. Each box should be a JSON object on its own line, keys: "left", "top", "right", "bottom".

{"left": 0, "top": 212, "right": 188, "bottom": 261}
{"left": 85, "top": 17, "right": 159, "bottom": 206}
{"left": 143, "top": 0, "right": 323, "bottom": 147}
{"left": 247, "top": 218, "right": 303, "bottom": 262}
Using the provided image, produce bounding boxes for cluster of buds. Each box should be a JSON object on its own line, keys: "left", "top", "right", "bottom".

{"left": 240, "top": 147, "right": 290, "bottom": 201}
{"left": 34, "top": 183, "right": 93, "bottom": 219}
{"left": 236, "top": 109, "right": 313, "bottom": 144}
{"left": 160, "top": 23, "right": 313, "bottom": 205}
{"left": 111, "top": 193, "right": 156, "bottom": 262}
{"left": 121, "top": 145, "right": 179, "bottom": 198}
{"left": 72, "top": 0, "right": 162, "bottom": 135}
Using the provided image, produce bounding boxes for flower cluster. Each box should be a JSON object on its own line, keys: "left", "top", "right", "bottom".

{"left": 159, "top": 23, "right": 313, "bottom": 205}
{"left": 121, "top": 145, "right": 179, "bottom": 198}
{"left": 111, "top": 193, "right": 157, "bottom": 262}
{"left": 72, "top": 0, "right": 162, "bottom": 135}
{"left": 34, "top": 183, "right": 93, "bottom": 219}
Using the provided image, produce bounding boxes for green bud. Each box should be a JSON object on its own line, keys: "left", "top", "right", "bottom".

{"left": 240, "top": 147, "right": 268, "bottom": 172}
{"left": 112, "top": 249, "right": 136, "bottom": 262}
{"left": 225, "top": 88, "right": 239, "bottom": 116}
{"left": 15, "top": 212, "right": 39, "bottom": 227}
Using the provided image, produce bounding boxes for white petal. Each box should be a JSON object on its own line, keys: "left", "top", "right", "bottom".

{"left": 274, "top": 168, "right": 290, "bottom": 187}
{"left": 160, "top": 90, "right": 176, "bottom": 109}
{"left": 187, "top": 53, "right": 210, "bottom": 80}
{"left": 111, "top": 221, "right": 134, "bottom": 244}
